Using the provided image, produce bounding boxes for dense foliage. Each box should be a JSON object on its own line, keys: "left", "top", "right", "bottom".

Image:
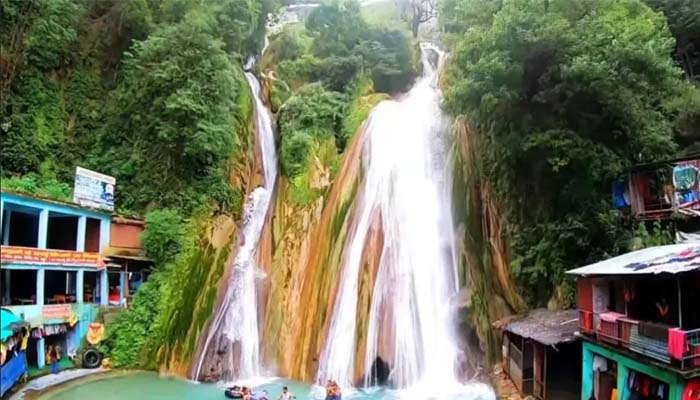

{"left": 101, "top": 273, "right": 163, "bottom": 368}
{"left": 262, "top": 0, "right": 417, "bottom": 205}
{"left": 92, "top": 20, "right": 248, "bottom": 214}
{"left": 442, "top": 0, "right": 699, "bottom": 305}
{"left": 1, "top": 0, "right": 274, "bottom": 370}
{"left": 1, "top": 0, "right": 270, "bottom": 215}
{"left": 140, "top": 209, "right": 187, "bottom": 266}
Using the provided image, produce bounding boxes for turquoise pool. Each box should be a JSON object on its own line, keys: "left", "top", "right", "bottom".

{"left": 39, "top": 372, "right": 496, "bottom": 400}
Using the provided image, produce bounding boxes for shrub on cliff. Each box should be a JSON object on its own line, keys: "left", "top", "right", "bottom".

{"left": 141, "top": 209, "right": 187, "bottom": 266}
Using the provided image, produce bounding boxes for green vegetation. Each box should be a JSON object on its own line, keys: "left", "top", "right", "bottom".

{"left": 1, "top": 0, "right": 271, "bottom": 214}
{"left": 0, "top": 173, "right": 72, "bottom": 202}
{"left": 1, "top": 0, "right": 275, "bottom": 370}
{"left": 442, "top": 0, "right": 699, "bottom": 313}
{"left": 101, "top": 273, "right": 163, "bottom": 368}
{"left": 262, "top": 0, "right": 417, "bottom": 205}
{"left": 140, "top": 209, "right": 187, "bottom": 266}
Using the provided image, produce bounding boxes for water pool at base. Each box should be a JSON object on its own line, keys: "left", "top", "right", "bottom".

{"left": 39, "top": 372, "right": 496, "bottom": 400}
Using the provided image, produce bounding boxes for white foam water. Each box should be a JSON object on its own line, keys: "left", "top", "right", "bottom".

{"left": 192, "top": 70, "right": 278, "bottom": 382}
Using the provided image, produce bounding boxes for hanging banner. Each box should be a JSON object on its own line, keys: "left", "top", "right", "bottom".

{"left": 0, "top": 246, "right": 103, "bottom": 268}
{"left": 42, "top": 305, "right": 71, "bottom": 320}
{"left": 73, "top": 167, "right": 115, "bottom": 211}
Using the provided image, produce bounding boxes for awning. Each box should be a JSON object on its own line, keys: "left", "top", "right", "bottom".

{"left": 1, "top": 309, "right": 29, "bottom": 342}
{"left": 501, "top": 309, "right": 579, "bottom": 346}
{"left": 567, "top": 244, "right": 700, "bottom": 276}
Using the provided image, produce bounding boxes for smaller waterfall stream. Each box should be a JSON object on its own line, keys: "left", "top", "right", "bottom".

{"left": 192, "top": 70, "right": 278, "bottom": 382}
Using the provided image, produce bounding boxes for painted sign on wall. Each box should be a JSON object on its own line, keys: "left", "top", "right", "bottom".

{"left": 42, "top": 304, "right": 71, "bottom": 320}
{"left": 73, "top": 167, "right": 115, "bottom": 211}
{"left": 0, "top": 246, "right": 102, "bottom": 268}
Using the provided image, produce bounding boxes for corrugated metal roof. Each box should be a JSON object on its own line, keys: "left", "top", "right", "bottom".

{"left": 567, "top": 244, "right": 700, "bottom": 276}
{"left": 503, "top": 309, "right": 579, "bottom": 346}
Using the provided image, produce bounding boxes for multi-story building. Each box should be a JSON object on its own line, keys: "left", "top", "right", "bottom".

{"left": 0, "top": 190, "right": 148, "bottom": 371}
{"left": 569, "top": 243, "right": 700, "bottom": 400}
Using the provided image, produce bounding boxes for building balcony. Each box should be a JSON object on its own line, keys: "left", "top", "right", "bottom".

{"left": 577, "top": 310, "right": 700, "bottom": 370}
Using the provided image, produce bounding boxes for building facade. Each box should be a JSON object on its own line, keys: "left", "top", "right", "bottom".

{"left": 569, "top": 244, "right": 700, "bottom": 400}
{"left": 0, "top": 190, "right": 139, "bottom": 370}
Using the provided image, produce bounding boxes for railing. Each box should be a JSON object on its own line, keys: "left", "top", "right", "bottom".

{"left": 578, "top": 310, "right": 594, "bottom": 334}
{"left": 578, "top": 310, "right": 700, "bottom": 370}
{"left": 679, "top": 328, "right": 700, "bottom": 369}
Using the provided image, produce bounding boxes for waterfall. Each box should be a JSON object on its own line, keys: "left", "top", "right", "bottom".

{"left": 317, "top": 44, "right": 463, "bottom": 391}
{"left": 192, "top": 70, "right": 278, "bottom": 382}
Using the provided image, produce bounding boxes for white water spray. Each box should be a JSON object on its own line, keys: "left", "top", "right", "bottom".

{"left": 317, "top": 44, "right": 471, "bottom": 393}
{"left": 193, "top": 70, "right": 278, "bottom": 382}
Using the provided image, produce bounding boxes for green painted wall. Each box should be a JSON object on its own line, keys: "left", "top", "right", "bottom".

{"left": 581, "top": 341, "right": 686, "bottom": 400}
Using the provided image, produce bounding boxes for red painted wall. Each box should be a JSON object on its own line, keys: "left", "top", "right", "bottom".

{"left": 577, "top": 278, "right": 593, "bottom": 311}
{"left": 110, "top": 219, "right": 143, "bottom": 249}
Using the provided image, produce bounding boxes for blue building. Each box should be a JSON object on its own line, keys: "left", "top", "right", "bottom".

{"left": 0, "top": 190, "right": 136, "bottom": 371}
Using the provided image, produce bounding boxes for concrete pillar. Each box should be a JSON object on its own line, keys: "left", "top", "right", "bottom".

{"left": 581, "top": 345, "right": 593, "bottom": 400}
{"left": 616, "top": 361, "right": 628, "bottom": 400}
{"left": 76, "top": 215, "right": 86, "bottom": 252}
{"left": 99, "top": 217, "right": 110, "bottom": 252}
{"left": 100, "top": 269, "right": 108, "bottom": 306}
{"left": 76, "top": 270, "right": 84, "bottom": 304}
{"left": 38, "top": 209, "right": 48, "bottom": 249}
{"left": 2, "top": 209, "right": 11, "bottom": 245}
{"left": 36, "top": 269, "right": 45, "bottom": 305}
{"left": 119, "top": 271, "right": 126, "bottom": 306}
{"left": 37, "top": 337, "right": 46, "bottom": 369}
{"left": 3, "top": 269, "right": 10, "bottom": 305}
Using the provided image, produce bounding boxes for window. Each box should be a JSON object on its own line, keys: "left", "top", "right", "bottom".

{"left": 44, "top": 270, "right": 77, "bottom": 304}
{"left": 84, "top": 218, "right": 101, "bottom": 252}
{"left": 5, "top": 210, "right": 39, "bottom": 247}
{"left": 1, "top": 270, "right": 37, "bottom": 306}
{"left": 46, "top": 212, "right": 78, "bottom": 250}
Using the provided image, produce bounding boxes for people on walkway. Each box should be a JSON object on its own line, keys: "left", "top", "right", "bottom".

{"left": 48, "top": 345, "right": 60, "bottom": 374}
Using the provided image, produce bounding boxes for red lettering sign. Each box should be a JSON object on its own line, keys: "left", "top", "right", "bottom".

{"left": 0, "top": 246, "right": 103, "bottom": 268}
{"left": 42, "top": 304, "right": 71, "bottom": 320}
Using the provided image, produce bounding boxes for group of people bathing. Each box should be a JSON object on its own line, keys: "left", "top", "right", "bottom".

{"left": 226, "top": 380, "right": 341, "bottom": 400}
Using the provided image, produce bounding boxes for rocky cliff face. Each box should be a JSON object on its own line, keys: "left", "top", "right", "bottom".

{"left": 156, "top": 83, "right": 262, "bottom": 377}
{"left": 258, "top": 122, "right": 369, "bottom": 381}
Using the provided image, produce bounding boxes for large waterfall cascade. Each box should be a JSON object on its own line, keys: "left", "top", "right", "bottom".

{"left": 192, "top": 69, "right": 278, "bottom": 382}
{"left": 317, "top": 44, "right": 467, "bottom": 393}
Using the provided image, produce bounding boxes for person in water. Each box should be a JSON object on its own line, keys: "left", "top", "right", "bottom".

{"left": 325, "top": 380, "right": 341, "bottom": 400}
{"left": 279, "top": 386, "right": 295, "bottom": 400}
{"left": 227, "top": 385, "right": 243, "bottom": 398}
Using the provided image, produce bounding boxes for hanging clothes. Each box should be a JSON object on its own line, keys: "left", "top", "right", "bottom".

{"left": 674, "top": 166, "right": 698, "bottom": 191}
{"left": 669, "top": 328, "right": 687, "bottom": 360}
{"left": 594, "top": 356, "right": 609, "bottom": 372}
{"left": 684, "top": 380, "right": 700, "bottom": 400}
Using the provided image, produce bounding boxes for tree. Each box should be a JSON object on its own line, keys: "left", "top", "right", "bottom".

{"left": 645, "top": 0, "right": 700, "bottom": 82}
{"left": 92, "top": 21, "right": 246, "bottom": 213}
{"left": 444, "top": 0, "right": 690, "bottom": 304}
{"left": 396, "top": 0, "right": 436, "bottom": 37}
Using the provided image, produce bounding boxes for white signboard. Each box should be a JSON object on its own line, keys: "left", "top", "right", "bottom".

{"left": 73, "top": 167, "right": 115, "bottom": 211}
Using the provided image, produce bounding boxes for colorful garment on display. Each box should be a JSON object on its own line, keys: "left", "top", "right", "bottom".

{"left": 669, "top": 328, "right": 688, "bottom": 360}
{"left": 87, "top": 323, "right": 104, "bottom": 345}
{"left": 31, "top": 328, "right": 43, "bottom": 339}
{"left": 613, "top": 181, "right": 631, "bottom": 209}
{"left": 674, "top": 166, "right": 698, "bottom": 191}
{"left": 684, "top": 380, "right": 700, "bottom": 400}
{"left": 628, "top": 371, "right": 669, "bottom": 400}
